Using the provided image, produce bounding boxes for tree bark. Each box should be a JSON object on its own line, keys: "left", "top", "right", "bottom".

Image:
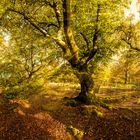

{"left": 72, "top": 64, "right": 96, "bottom": 104}
{"left": 77, "top": 73, "right": 95, "bottom": 104}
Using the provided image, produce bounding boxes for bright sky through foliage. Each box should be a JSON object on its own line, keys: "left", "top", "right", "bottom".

{"left": 125, "top": 0, "right": 140, "bottom": 23}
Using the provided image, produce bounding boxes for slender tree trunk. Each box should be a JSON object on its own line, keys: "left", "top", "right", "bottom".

{"left": 124, "top": 70, "right": 128, "bottom": 84}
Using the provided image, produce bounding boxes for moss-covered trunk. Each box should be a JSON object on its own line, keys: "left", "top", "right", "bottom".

{"left": 73, "top": 64, "right": 96, "bottom": 104}
{"left": 77, "top": 73, "right": 95, "bottom": 104}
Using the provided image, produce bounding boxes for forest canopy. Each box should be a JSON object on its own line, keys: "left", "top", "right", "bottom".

{"left": 0, "top": 0, "right": 140, "bottom": 104}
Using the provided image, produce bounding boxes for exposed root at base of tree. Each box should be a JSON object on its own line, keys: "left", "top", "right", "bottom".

{"left": 63, "top": 96, "right": 112, "bottom": 110}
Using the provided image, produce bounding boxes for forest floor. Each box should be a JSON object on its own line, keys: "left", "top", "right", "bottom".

{"left": 0, "top": 83, "right": 140, "bottom": 140}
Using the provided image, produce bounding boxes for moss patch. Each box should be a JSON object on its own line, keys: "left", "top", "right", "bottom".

{"left": 80, "top": 105, "right": 103, "bottom": 117}
{"left": 67, "top": 125, "right": 84, "bottom": 140}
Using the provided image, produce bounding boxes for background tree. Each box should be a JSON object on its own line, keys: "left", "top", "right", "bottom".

{"left": 110, "top": 50, "right": 140, "bottom": 87}
{"left": 121, "top": 19, "right": 140, "bottom": 51}
{"left": 0, "top": 27, "right": 63, "bottom": 98}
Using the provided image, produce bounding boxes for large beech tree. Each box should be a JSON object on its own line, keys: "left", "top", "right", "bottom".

{"left": 0, "top": 0, "right": 129, "bottom": 103}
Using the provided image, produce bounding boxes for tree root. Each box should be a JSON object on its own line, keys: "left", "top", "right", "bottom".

{"left": 63, "top": 96, "right": 112, "bottom": 110}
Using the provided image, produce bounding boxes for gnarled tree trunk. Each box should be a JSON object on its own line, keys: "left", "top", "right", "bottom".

{"left": 76, "top": 72, "right": 95, "bottom": 104}
{"left": 71, "top": 64, "right": 96, "bottom": 104}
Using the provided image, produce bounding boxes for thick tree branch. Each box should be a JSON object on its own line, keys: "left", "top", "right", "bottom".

{"left": 92, "top": 4, "right": 100, "bottom": 47}
{"left": 130, "top": 46, "right": 140, "bottom": 52}
{"left": 85, "top": 48, "right": 98, "bottom": 63}
{"left": 7, "top": 8, "right": 47, "bottom": 37}
{"left": 44, "top": 1, "right": 63, "bottom": 31}
{"left": 85, "top": 4, "right": 100, "bottom": 63}
{"left": 122, "top": 38, "right": 140, "bottom": 52}
{"left": 52, "top": 37, "right": 70, "bottom": 55}
{"left": 119, "top": 22, "right": 140, "bottom": 52}
{"left": 38, "top": 22, "right": 58, "bottom": 28}
{"left": 80, "top": 32, "right": 89, "bottom": 50}
{"left": 6, "top": 8, "right": 71, "bottom": 58}
{"left": 43, "top": 1, "right": 72, "bottom": 58}
{"left": 63, "top": 0, "right": 79, "bottom": 62}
